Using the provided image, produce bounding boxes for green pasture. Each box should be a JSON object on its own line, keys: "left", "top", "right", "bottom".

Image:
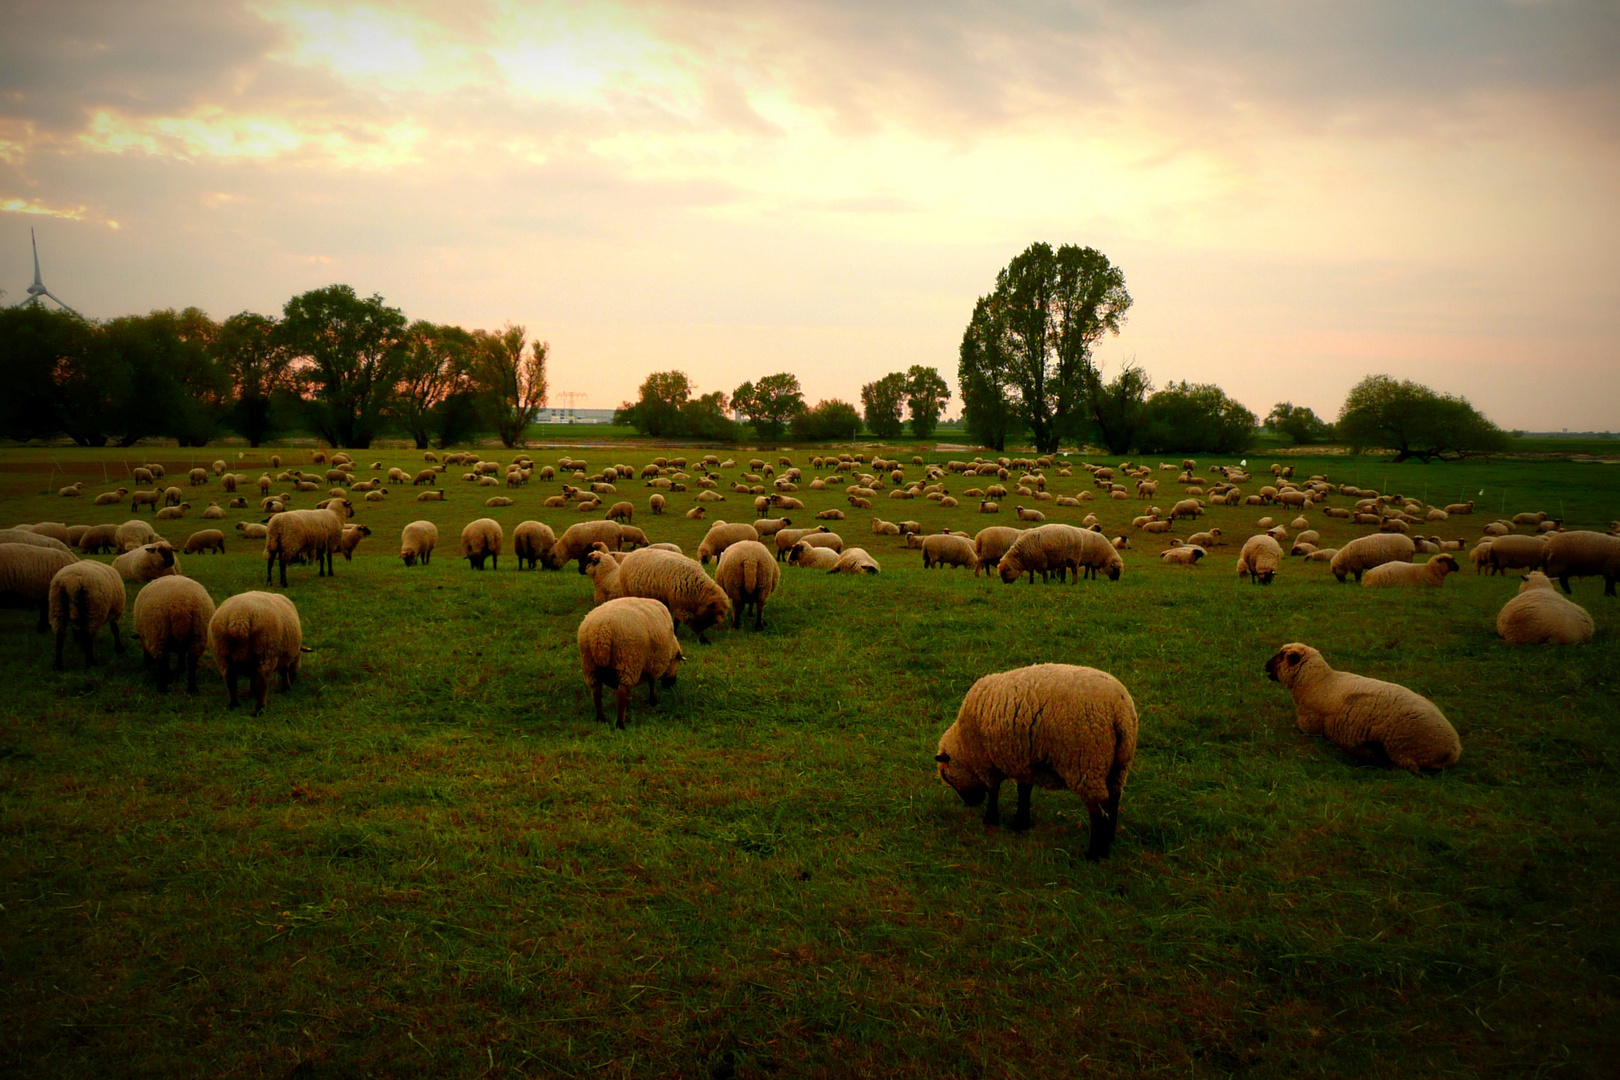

{"left": 1, "top": 444, "right": 1617, "bottom": 1078}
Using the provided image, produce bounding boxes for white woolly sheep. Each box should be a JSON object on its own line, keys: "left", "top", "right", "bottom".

{"left": 460, "top": 518, "right": 504, "bottom": 570}
{"left": 972, "top": 526, "right": 1023, "bottom": 578}
{"left": 1540, "top": 531, "right": 1620, "bottom": 597}
{"left": 264, "top": 508, "right": 343, "bottom": 586}
{"left": 133, "top": 575, "right": 216, "bottom": 692}
{"left": 49, "top": 560, "right": 126, "bottom": 668}
{"left": 208, "top": 591, "right": 305, "bottom": 715}
{"left": 1161, "top": 545, "right": 1206, "bottom": 566}
{"left": 512, "top": 520, "right": 555, "bottom": 571}
{"left": 715, "top": 540, "right": 780, "bottom": 630}
{"left": 998, "top": 524, "right": 1121, "bottom": 584}
{"left": 547, "top": 520, "right": 623, "bottom": 572}
{"left": 1266, "top": 643, "right": 1461, "bottom": 773}
{"left": 789, "top": 542, "right": 841, "bottom": 570}
{"left": 922, "top": 533, "right": 977, "bottom": 570}
{"left": 583, "top": 548, "right": 628, "bottom": 606}
{"left": 613, "top": 548, "right": 732, "bottom": 642}
{"left": 113, "top": 541, "right": 181, "bottom": 583}
{"left": 1236, "top": 534, "right": 1284, "bottom": 585}
{"left": 0, "top": 542, "right": 79, "bottom": 632}
{"left": 1186, "top": 528, "right": 1222, "bottom": 548}
{"left": 1015, "top": 506, "right": 1045, "bottom": 522}
{"left": 1484, "top": 534, "right": 1547, "bottom": 576}
{"left": 93, "top": 488, "right": 128, "bottom": 506}
{"left": 236, "top": 522, "right": 269, "bottom": 540}
{"left": 577, "top": 597, "right": 685, "bottom": 729}
{"left": 114, "top": 519, "right": 159, "bottom": 553}
{"left": 1329, "top": 534, "right": 1416, "bottom": 583}
{"left": 1362, "top": 553, "right": 1460, "bottom": 588}
{"left": 1497, "top": 572, "right": 1595, "bottom": 644}
{"left": 697, "top": 521, "right": 760, "bottom": 564}
{"left": 773, "top": 526, "right": 833, "bottom": 561}
{"left": 399, "top": 520, "right": 439, "bottom": 567}
{"left": 829, "top": 547, "right": 881, "bottom": 575}
{"left": 338, "top": 524, "right": 371, "bottom": 560}
{"left": 935, "top": 663, "right": 1137, "bottom": 860}
{"left": 184, "top": 529, "right": 226, "bottom": 555}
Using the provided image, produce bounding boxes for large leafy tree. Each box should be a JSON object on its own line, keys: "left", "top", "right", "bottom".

{"left": 959, "top": 296, "right": 1019, "bottom": 451}
{"left": 791, "top": 399, "right": 862, "bottom": 442}
{"left": 616, "top": 370, "right": 693, "bottom": 438}
{"left": 393, "top": 321, "right": 475, "bottom": 449}
{"left": 1266, "top": 401, "right": 1334, "bottom": 446}
{"left": 732, "top": 373, "right": 805, "bottom": 441}
{"left": 1337, "top": 375, "right": 1510, "bottom": 462}
{"left": 1083, "top": 363, "right": 1152, "bottom": 455}
{"left": 958, "top": 242, "right": 1132, "bottom": 453}
{"left": 277, "top": 285, "right": 409, "bottom": 448}
{"left": 1138, "top": 380, "right": 1258, "bottom": 454}
{"left": 215, "top": 312, "right": 294, "bottom": 447}
{"left": 860, "top": 372, "right": 908, "bottom": 439}
{"left": 97, "top": 308, "right": 226, "bottom": 446}
{"left": 905, "top": 365, "right": 951, "bottom": 439}
{"left": 0, "top": 305, "right": 92, "bottom": 443}
{"left": 471, "top": 324, "right": 549, "bottom": 448}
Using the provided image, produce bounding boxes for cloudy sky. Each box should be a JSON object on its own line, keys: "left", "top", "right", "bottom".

{"left": 2, "top": 0, "right": 1616, "bottom": 430}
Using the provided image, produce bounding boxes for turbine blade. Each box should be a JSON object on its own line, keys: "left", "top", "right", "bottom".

{"left": 31, "top": 228, "right": 43, "bottom": 288}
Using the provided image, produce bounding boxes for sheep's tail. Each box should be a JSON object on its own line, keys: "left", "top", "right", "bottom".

{"left": 742, "top": 556, "right": 758, "bottom": 595}
{"left": 70, "top": 580, "right": 89, "bottom": 635}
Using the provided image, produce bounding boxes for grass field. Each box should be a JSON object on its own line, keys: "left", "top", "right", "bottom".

{"left": 2, "top": 444, "right": 1617, "bottom": 1078}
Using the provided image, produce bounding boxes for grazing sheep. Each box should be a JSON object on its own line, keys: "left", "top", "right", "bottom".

{"left": 790, "top": 542, "right": 842, "bottom": 570}
{"left": 208, "top": 591, "right": 305, "bottom": 715}
{"left": 338, "top": 524, "right": 371, "bottom": 560}
{"left": 697, "top": 522, "right": 760, "bottom": 564}
{"left": 605, "top": 501, "right": 634, "bottom": 522}
{"left": 184, "top": 529, "right": 226, "bottom": 555}
{"left": 1362, "top": 553, "right": 1460, "bottom": 588}
{"left": 133, "top": 576, "right": 216, "bottom": 692}
{"left": 1236, "top": 534, "right": 1284, "bottom": 585}
{"left": 163, "top": 486, "right": 184, "bottom": 507}
{"left": 1540, "top": 531, "right": 1620, "bottom": 596}
{"left": 922, "top": 533, "right": 977, "bottom": 570}
{"left": 583, "top": 549, "right": 628, "bottom": 606}
{"left": 114, "top": 519, "right": 159, "bottom": 553}
{"left": 577, "top": 597, "right": 685, "bottom": 729}
{"left": 113, "top": 541, "right": 181, "bottom": 583}
{"left": 830, "top": 547, "right": 881, "bottom": 575}
{"left": 1484, "top": 534, "right": 1547, "bottom": 576}
{"left": 1329, "top": 534, "right": 1416, "bottom": 583}
{"left": 648, "top": 493, "right": 666, "bottom": 515}
{"left": 76, "top": 524, "right": 121, "bottom": 555}
{"left": 48, "top": 560, "right": 126, "bottom": 669}
{"left": 1497, "top": 572, "right": 1595, "bottom": 645}
{"left": 972, "top": 526, "right": 1023, "bottom": 578}
{"left": 1265, "top": 643, "right": 1461, "bottom": 773}
{"left": 0, "top": 543, "right": 79, "bottom": 631}
{"left": 998, "top": 524, "right": 1121, "bottom": 584}
{"left": 236, "top": 522, "right": 269, "bottom": 540}
{"left": 132, "top": 468, "right": 155, "bottom": 486}
{"left": 1161, "top": 545, "right": 1206, "bottom": 566}
{"left": 264, "top": 509, "right": 343, "bottom": 586}
{"left": 935, "top": 664, "right": 1137, "bottom": 860}
{"left": 412, "top": 469, "right": 438, "bottom": 486}
{"left": 513, "top": 520, "right": 555, "bottom": 570}
{"left": 460, "top": 518, "right": 504, "bottom": 570}
{"left": 546, "top": 521, "right": 624, "bottom": 572}
{"left": 715, "top": 540, "right": 780, "bottom": 629}
{"left": 614, "top": 548, "right": 732, "bottom": 643}
{"left": 400, "top": 520, "right": 439, "bottom": 567}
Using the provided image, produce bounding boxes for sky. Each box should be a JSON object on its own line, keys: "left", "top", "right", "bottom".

{"left": 2, "top": 0, "right": 1617, "bottom": 431}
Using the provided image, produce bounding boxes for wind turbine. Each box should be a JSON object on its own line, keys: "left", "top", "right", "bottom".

{"left": 15, "top": 228, "right": 82, "bottom": 317}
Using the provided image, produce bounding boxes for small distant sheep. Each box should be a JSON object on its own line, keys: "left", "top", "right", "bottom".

{"left": 1186, "top": 528, "right": 1222, "bottom": 548}
{"left": 113, "top": 541, "right": 181, "bottom": 583}
{"left": 1540, "top": 531, "right": 1620, "bottom": 597}
{"left": 59, "top": 482, "right": 84, "bottom": 498}
{"left": 0, "top": 542, "right": 79, "bottom": 631}
{"left": 1362, "top": 553, "right": 1459, "bottom": 588}
{"left": 236, "top": 522, "right": 269, "bottom": 540}
{"left": 94, "top": 488, "right": 128, "bottom": 506}
{"left": 935, "top": 663, "right": 1137, "bottom": 860}
{"left": 208, "top": 591, "right": 305, "bottom": 715}
{"left": 48, "top": 560, "right": 127, "bottom": 669}
{"left": 400, "top": 520, "right": 439, "bottom": 567}
{"left": 1265, "top": 643, "right": 1461, "bottom": 773}
{"left": 577, "top": 597, "right": 685, "bottom": 729}
{"left": 155, "top": 502, "right": 190, "bottom": 520}
{"left": 183, "top": 529, "right": 226, "bottom": 555}
{"left": 1330, "top": 534, "right": 1416, "bottom": 583}
{"left": 75, "top": 524, "right": 120, "bottom": 555}
{"left": 715, "top": 540, "right": 780, "bottom": 630}
{"left": 1236, "top": 534, "right": 1284, "bottom": 585}
{"left": 133, "top": 576, "right": 217, "bottom": 692}
{"left": 829, "top": 547, "right": 881, "bottom": 574}
{"left": 460, "top": 518, "right": 504, "bottom": 570}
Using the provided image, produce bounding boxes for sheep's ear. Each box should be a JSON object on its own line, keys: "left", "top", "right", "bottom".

{"left": 934, "top": 752, "right": 951, "bottom": 764}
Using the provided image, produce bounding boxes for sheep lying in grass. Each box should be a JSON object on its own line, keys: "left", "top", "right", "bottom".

{"left": 577, "top": 597, "right": 685, "bottom": 729}
{"left": 935, "top": 663, "right": 1137, "bottom": 861}
{"left": 715, "top": 540, "right": 779, "bottom": 630}
{"left": 0, "top": 542, "right": 79, "bottom": 632}
{"left": 830, "top": 547, "right": 881, "bottom": 574}
{"left": 773, "top": 527, "right": 833, "bottom": 561}
{"left": 613, "top": 548, "right": 732, "bottom": 643}
{"left": 1362, "top": 553, "right": 1459, "bottom": 588}
{"left": 134, "top": 576, "right": 217, "bottom": 692}
{"left": 788, "top": 541, "right": 841, "bottom": 569}
{"left": 1265, "top": 642, "right": 1460, "bottom": 773}
{"left": 1497, "top": 572, "right": 1595, "bottom": 645}
{"left": 94, "top": 488, "right": 127, "bottom": 506}
{"left": 1161, "top": 545, "right": 1206, "bottom": 566}
{"left": 208, "top": 591, "right": 305, "bottom": 715}
{"left": 236, "top": 522, "right": 269, "bottom": 540}
{"left": 113, "top": 541, "right": 180, "bottom": 582}
{"left": 1540, "top": 531, "right": 1620, "bottom": 597}
{"left": 49, "top": 560, "right": 126, "bottom": 669}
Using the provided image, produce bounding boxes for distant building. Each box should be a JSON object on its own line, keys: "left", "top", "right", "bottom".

{"left": 540, "top": 407, "right": 618, "bottom": 424}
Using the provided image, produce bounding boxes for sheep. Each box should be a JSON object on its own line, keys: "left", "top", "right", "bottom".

{"left": 236, "top": 522, "right": 269, "bottom": 540}
{"left": 613, "top": 548, "right": 732, "bottom": 643}
{"left": 48, "top": 560, "right": 126, "bottom": 669}
{"left": 114, "top": 519, "right": 159, "bottom": 553}
{"left": 413, "top": 469, "right": 438, "bottom": 486}
{"left": 163, "top": 486, "right": 184, "bottom": 507}
{"left": 513, "top": 520, "right": 555, "bottom": 571}
{"left": 130, "top": 490, "right": 161, "bottom": 513}
{"left": 207, "top": 591, "right": 305, "bottom": 715}
{"left": 1540, "top": 531, "right": 1620, "bottom": 596}
{"left": 697, "top": 522, "right": 760, "bottom": 564}
{"left": 684, "top": 507, "right": 706, "bottom": 521}
{"left": 1015, "top": 506, "right": 1045, "bottom": 522}
{"left": 132, "top": 575, "right": 217, "bottom": 692}
{"left": 20, "top": 522, "right": 71, "bottom": 544}
{"left": 772, "top": 526, "right": 831, "bottom": 561}
{"left": 264, "top": 508, "right": 343, "bottom": 586}
{"left": 577, "top": 597, "right": 685, "bottom": 729}
{"left": 648, "top": 493, "right": 666, "bottom": 515}
{"left": 1492, "top": 571, "right": 1592, "bottom": 646}
{"left": 1484, "top": 534, "right": 1547, "bottom": 576}
{"left": 604, "top": 501, "right": 635, "bottom": 523}
{"left": 1169, "top": 498, "right": 1203, "bottom": 520}
{"left": 57, "top": 482, "right": 83, "bottom": 498}
{"left": 997, "top": 524, "right": 1121, "bottom": 584}
{"left": 189, "top": 467, "right": 209, "bottom": 486}
{"left": 1236, "top": 534, "right": 1284, "bottom": 585}
{"left": 0, "top": 543, "right": 79, "bottom": 631}
{"left": 1186, "top": 528, "right": 1222, "bottom": 548}
{"left": 1362, "top": 553, "right": 1460, "bottom": 588}
{"left": 1161, "top": 545, "right": 1206, "bottom": 566}
{"left": 583, "top": 548, "right": 628, "bottom": 606}
{"left": 752, "top": 517, "right": 792, "bottom": 537}
{"left": 1444, "top": 501, "right": 1475, "bottom": 516}
{"left": 546, "top": 521, "right": 624, "bottom": 573}
{"left": 485, "top": 495, "right": 515, "bottom": 508}
{"left": 715, "top": 540, "right": 780, "bottom": 629}
{"left": 155, "top": 503, "right": 191, "bottom": 521}
{"left": 76, "top": 524, "right": 121, "bottom": 555}
{"left": 337, "top": 524, "right": 371, "bottom": 560}
{"left": 1306, "top": 548, "right": 1338, "bottom": 563}
{"left": 922, "top": 533, "right": 977, "bottom": 570}
{"left": 132, "top": 467, "right": 155, "bottom": 486}
{"left": 1265, "top": 643, "right": 1461, "bottom": 773}
{"left": 815, "top": 508, "right": 846, "bottom": 521}
{"left": 400, "top": 521, "right": 439, "bottom": 567}
{"left": 972, "top": 526, "right": 1023, "bottom": 578}
{"left": 830, "top": 547, "right": 881, "bottom": 574}
{"left": 460, "top": 518, "right": 504, "bottom": 570}
{"left": 113, "top": 541, "right": 181, "bottom": 583}
{"left": 790, "top": 541, "right": 841, "bottom": 569}
{"left": 184, "top": 529, "right": 226, "bottom": 555}
{"left": 934, "top": 663, "right": 1137, "bottom": 860}
{"left": 1329, "top": 534, "right": 1416, "bottom": 583}
{"left": 979, "top": 501, "right": 999, "bottom": 514}
{"left": 93, "top": 488, "right": 128, "bottom": 506}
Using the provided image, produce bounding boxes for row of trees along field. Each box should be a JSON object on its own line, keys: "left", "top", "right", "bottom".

{"left": 958, "top": 241, "right": 1512, "bottom": 460}
{"left": 0, "top": 285, "right": 547, "bottom": 449}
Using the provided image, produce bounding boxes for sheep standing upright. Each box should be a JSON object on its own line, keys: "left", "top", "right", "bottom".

{"left": 460, "top": 518, "right": 504, "bottom": 570}
{"left": 208, "top": 591, "right": 305, "bottom": 715}
{"left": 0, "top": 542, "right": 79, "bottom": 632}
{"left": 577, "top": 597, "right": 685, "bottom": 729}
{"left": 1265, "top": 643, "right": 1460, "bottom": 773}
{"left": 264, "top": 509, "right": 343, "bottom": 586}
{"left": 935, "top": 664, "right": 1138, "bottom": 861}
{"left": 715, "top": 540, "right": 780, "bottom": 630}
{"left": 48, "top": 561, "right": 127, "bottom": 669}
{"left": 133, "top": 576, "right": 217, "bottom": 692}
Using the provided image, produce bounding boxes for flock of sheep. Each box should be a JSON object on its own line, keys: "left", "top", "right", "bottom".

{"left": 5, "top": 446, "right": 1616, "bottom": 859}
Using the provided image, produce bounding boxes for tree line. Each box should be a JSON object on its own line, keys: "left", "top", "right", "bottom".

{"left": 0, "top": 285, "right": 547, "bottom": 449}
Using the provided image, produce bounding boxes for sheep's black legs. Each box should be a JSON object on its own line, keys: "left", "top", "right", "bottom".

{"left": 754, "top": 604, "right": 764, "bottom": 631}
{"left": 156, "top": 648, "right": 171, "bottom": 692}
{"left": 110, "top": 621, "right": 123, "bottom": 655}
{"left": 184, "top": 653, "right": 198, "bottom": 694}
{"left": 1086, "top": 788, "right": 1123, "bottom": 861}
{"left": 615, "top": 686, "right": 629, "bottom": 730}
{"left": 981, "top": 780, "right": 1002, "bottom": 826}
{"left": 265, "top": 554, "right": 275, "bottom": 586}
{"left": 1008, "top": 782, "right": 1034, "bottom": 832}
{"left": 591, "top": 684, "right": 606, "bottom": 723}
{"left": 35, "top": 602, "right": 48, "bottom": 633}
{"left": 52, "top": 627, "right": 66, "bottom": 671}
{"left": 225, "top": 665, "right": 240, "bottom": 707}
{"left": 251, "top": 670, "right": 268, "bottom": 716}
